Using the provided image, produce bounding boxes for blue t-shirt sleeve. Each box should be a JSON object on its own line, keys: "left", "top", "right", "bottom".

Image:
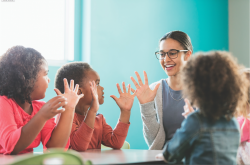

{"left": 163, "top": 112, "right": 200, "bottom": 163}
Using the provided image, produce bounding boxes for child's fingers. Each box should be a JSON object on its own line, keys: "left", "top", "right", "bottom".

{"left": 135, "top": 71, "right": 143, "bottom": 86}
{"left": 54, "top": 88, "right": 62, "bottom": 95}
{"left": 53, "top": 100, "right": 68, "bottom": 110}
{"left": 116, "top": 83, "right": 122, "bottom": 94}
{"left": 74, "top": 84, "right": 79, "bottom": 92}
{"left": 56, "top": 108, "right": 66, "bottom": 114}
{"left": 122, "top": 82, "right": 126, "bottom": 93}
{"left": 130, "top": 76, "right": 140, "bottom": 89}
{"left": 63, "top": 78, "right": 70, "bottom": 92}
{"left": 49, "top": 95, "right": 66, "bottom": 103}
{"left": 110, "top": 95, "right": 118, "bottom": 103}
{"left": 78, "top": 93, "right": 84, "bottom": 99}
{"left": 143, "top": 71, "right": 149, "bottom": 85}
{"left": 70, "top": 79, "right": 74, "bottom": 91}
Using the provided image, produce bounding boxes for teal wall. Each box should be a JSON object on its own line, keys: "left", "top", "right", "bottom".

{"left": 90, "top": 0, "right": 228, "bottom": 149}
{"left": 35, "top": 0, "right": 228, "bottom": 152}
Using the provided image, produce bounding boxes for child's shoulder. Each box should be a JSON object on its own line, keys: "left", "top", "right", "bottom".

{"left": 0, "top": 95, "right": 15, "bottom": 105}
{"left": 32, "top": 100, "right": 46, "bottom": 112}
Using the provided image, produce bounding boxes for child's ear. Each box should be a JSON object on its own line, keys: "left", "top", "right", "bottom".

{"left": 184, "top": 51, "right": 192, "bottom": 61}
{"left": 78, "top": 88, "right": 83, "bottom": 95}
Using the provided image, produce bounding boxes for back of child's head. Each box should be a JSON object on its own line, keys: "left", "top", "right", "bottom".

{"left": 0, "top": 46, "right": 46, "bottom": 104}
{"left": 181, "top": 51, "right": 248, "bottom": 120}
{"left": 55, "top": 62, "right": 93, "bottom": 93}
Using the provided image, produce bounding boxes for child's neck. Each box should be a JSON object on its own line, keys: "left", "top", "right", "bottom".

{"left": 75, "top": 105, "right": 90, "bottom": 116}
{"left": 15, "top": 99, "right": 33, "bottom": 115}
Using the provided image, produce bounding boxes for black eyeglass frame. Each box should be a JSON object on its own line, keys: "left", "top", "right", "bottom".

{"left": 155, "top": 49, "right": 188, "bottom": 60}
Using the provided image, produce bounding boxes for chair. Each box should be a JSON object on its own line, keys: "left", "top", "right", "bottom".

{"left": 101, "top": 141, "right": 130, "bottom": 149}
{"left": 9, "top": 149, "right": 92, "bottom": 165}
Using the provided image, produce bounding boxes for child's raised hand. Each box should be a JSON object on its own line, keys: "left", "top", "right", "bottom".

{"left": 38, "top": 95, "right": 68, "bottom": 120}
{"left": 110, "top": 82, "right": 136, "bottom": 112}
{"left": 182, "top": 98, "right": 194, "bottom": 118}
{"left": 89, "top": 81, "right": 99, "bottom": 112}
{"left": 54, "top": 78, "right": 84, "bottom": 110}
{"left": 130, "top": 71, "right": 160, "bottom": 104}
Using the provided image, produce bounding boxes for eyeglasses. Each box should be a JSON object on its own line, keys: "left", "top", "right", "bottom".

{"left": 155, "top": 49, "right": 188, "bottom": 60}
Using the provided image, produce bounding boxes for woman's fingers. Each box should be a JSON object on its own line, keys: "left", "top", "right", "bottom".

{"left": 131, "top": 87, "right": 136, "bottom": 93}
{"left": 127, "top": 84, "right": 131, "bottom": 94}
{"left": 116, "top": 83, "right": 122, "bottom": 94}
{"left": 130, "top": 76, "right": 140, "bottom": 89}
{"left": 143, "top": 71, "right": 148, "bottom": 85}
{"left": 153, "top": 83, "right": 160, "bottom": 93}
{"left": 135, "top": 71, "right": 144, "bottom": 86}
{"left": 122, "top": 82, "right": 126, "bottom": 93}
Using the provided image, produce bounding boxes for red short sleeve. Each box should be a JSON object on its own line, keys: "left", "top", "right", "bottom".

{"left": 0, "top": 97, "right": 22, "bottom": 154}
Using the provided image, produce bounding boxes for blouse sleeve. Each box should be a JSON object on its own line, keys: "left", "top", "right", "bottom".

{"left": 101, "top": 116, "right": 130, "bottom": 149}
{"left": 0, "top": 98, "right": 22, "bottom": 154}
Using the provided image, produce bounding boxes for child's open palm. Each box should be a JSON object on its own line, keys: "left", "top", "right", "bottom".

{"left": 54, "top": 78, "right": 84, "bottom": 110}
{"left": 130, "top": 71, "right": 160, "bottom": 104}
{"left": 110, "top": 82, "right": 136, "bottom": 112}
{"left": 89, "top": 81, "right": 99, "bottom": 112}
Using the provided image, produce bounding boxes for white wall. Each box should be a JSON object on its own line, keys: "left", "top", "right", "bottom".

{"left": 229, "top": 0, "right": 250, "bottom": 67}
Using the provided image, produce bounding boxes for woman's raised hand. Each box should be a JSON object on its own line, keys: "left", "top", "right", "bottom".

{"left": 182, "top": 99, "right": 194, "bottom": 118}
{"left": 110, "top": 82, "right": 136, "bottom": 112}
{"left": 54, "top": 78, "right": 84, "bottom": 110}
{"left": 130, "top": 71, "right": 160, "bottom": 104}
{"left": 89, "top": 81, "right": 99, "bottom": 112}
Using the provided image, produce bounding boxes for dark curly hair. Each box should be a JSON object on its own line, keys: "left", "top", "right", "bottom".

{"left": 55, "top": 62, "right": 93, "bottom": 93}
{"left": 0, "top": 46, "right": 46, "bottom": 104}
{"left": 181, "top": 51, "right": 248, "bottom": 120}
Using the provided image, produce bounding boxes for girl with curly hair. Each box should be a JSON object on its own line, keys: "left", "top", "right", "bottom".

{"left": 236, "top": 68, "right": 250, "bottom": 165}
{"left": 156, "top": 51, "right": 248, "bottom": 164}
{"left": 0, "top": 46, "right": 83, "bottom": 155}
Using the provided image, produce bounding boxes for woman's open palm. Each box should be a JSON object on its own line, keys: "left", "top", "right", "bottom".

{"left": 110, "top": 82, "right": 136, "bottom": 112}
{"left": 130, "top": 71, "right": 160, "bottom": 104}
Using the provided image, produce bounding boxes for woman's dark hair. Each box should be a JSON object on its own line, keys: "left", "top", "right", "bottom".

{"left": 0, "top": 46, "right": 46, "bottom": 104}
{"left": 55, "top": 62, "right": 93, "bottom": 93}
{"left": 160, "top": 31, "right": 193, "bottom": 53}
{"left": 181, "top": 51, "right": 248, "bottom": 120}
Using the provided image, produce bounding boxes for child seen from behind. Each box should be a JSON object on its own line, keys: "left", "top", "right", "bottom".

{"left": 156, "top": 51, "right": 248, "bottom": 164}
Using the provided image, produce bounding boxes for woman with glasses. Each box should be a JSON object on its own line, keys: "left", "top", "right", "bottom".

{"left": 131, "top": 31, "right": 193, "bottom": 150}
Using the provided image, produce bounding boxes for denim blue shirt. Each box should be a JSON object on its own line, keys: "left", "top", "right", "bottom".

{"left": 163, "top": 111, "right": 240, "bottom": 165}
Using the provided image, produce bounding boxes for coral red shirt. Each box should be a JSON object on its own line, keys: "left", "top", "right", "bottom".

{"left": 70, "top": 113, "right": 130, "bottom": 151}
{"left": 238, "top": 116, "right": 250, "bottom": 143}
{"left": 0, "top": 96, "right": 70, "bottom": 155}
